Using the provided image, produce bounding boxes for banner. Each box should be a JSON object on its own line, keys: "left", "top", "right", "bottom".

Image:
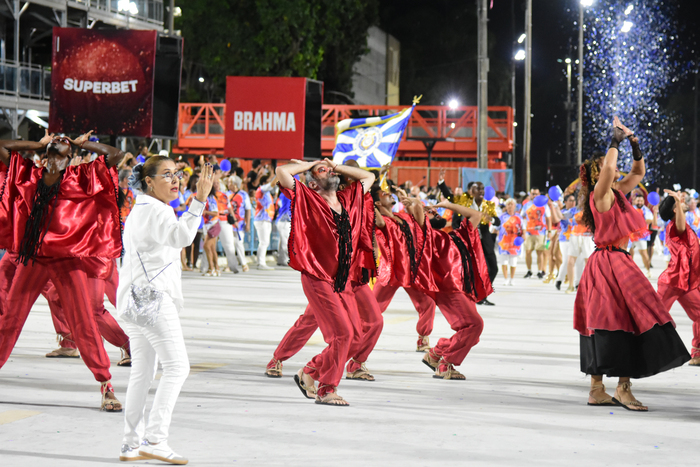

{"left": 49, "top": 27, "right": 157, "bottom": 137}
{"left": 225, "top": 77, "right": 309, "bottom": 160}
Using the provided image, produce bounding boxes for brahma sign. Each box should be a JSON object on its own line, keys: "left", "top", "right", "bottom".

{"left": 49, "top": 28, "right": 157, "bottom": 137}
{"left": 225, "top": 77, "right": 322, "bottom": 160}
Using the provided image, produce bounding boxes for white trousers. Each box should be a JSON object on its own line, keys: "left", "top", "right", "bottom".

{"left": 254, "top": 220, "right": 272, "bottom": 267}
{"left": 276, "top": 220, "right": 291, "bottom": 265}
{"left": 122, "top": 297, "right": 190, "bottom": 447}
{"left": 218, "top": 220, "right": 239, "bottom": 272}
{"left": 232, "top": 229, "right": 248, "bottom": 268}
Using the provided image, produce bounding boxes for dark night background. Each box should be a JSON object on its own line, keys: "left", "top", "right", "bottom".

{"left": 378, "top": 0, "right": 700, "bottom": 192}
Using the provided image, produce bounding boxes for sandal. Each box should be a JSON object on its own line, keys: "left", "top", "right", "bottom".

{"left": 612, "top": 381, "right": 648, "bottom": 412}
{"left": 433, "top": 360, "right": 466, "bottom": 380}
{"left": 416, "top": 335, "right": 430, "bottom": 352}
{"left": 117, "top": 346, "right": 132, "bottom": 367}
{"left": 345, "top": 361, "right": 375, "bottom": 381}
{"left": 100, "top": 381, "right": 123, "bottom": 412}
{"left": 422, "top": 348, "right": 440, "bottom": 371}
{"left": 294, "top": 369, "right": 317, "bottom": 399}
{"left": 203, "top": 270, "right": 213, "bottom": 277}
{"left": 587, "top": 384, "right": 615, "bottom": 406}
{"left": 265, "top": 359, "right": 283, "bottom": 378}
{"left": 315, "top": 390, "right": 349, "bottom": 407}
{"left": 242, "top": 264, "right": 249, "bottom": 272}
{"left": 689, "top": 347, "right": 700, "bottom": 366}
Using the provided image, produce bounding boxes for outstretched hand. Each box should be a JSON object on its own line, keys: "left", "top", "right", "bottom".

{"left": 38, "top": 130, "right": 54, "bottom": 147}
{"left": 195, "top": 164, "right": 214, "bottom": 203}
{"left": 663, "top": 189, "right": 684, "bottom": 206}
{"left": 69, "top": 130, "right": 94, "bottom": 147}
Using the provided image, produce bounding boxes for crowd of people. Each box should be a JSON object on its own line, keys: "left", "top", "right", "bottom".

{"left": 0, "top": 115, "right": 699, "bottom": 463}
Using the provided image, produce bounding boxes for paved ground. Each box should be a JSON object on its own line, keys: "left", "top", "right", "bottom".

{"left": 0, "top": 254, "right": 699, "bottom": 466}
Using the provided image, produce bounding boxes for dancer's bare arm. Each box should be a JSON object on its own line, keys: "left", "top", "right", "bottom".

{"left": 664, "top": 189, "right": 686, "bottom": 234}
{"left": 276, "top": 159, "right": 319, "bottom": 190}
{"left": 435, "top": 200, "right": 483, "bottom": 228}
{"left": 0, "top": 130, "right": 52, "bottom": 166}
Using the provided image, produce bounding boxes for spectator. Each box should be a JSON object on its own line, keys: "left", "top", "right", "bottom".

{"left": 254, "top": 172, "right": 278, "bottom": 270}
{"left": 227, "top": 176, "right": 251, "bottom": 272}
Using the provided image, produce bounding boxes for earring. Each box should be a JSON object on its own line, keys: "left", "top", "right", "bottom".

{"left": 149, "top": 186, "right": 154, "bottom": 192}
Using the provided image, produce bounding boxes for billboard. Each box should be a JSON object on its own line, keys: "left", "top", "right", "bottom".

{"left": 49, "top": 28, "right": 157, "bottom": 137}
{"left": 225, "top": 77, "right": 322, "bottom": 160}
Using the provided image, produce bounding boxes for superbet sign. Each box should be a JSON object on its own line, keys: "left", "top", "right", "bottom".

{"left": 225, "top": 77, "right": 320, "bottom": 160}
{"left": 49, "top": 28, "right": 157, "bottom": 137}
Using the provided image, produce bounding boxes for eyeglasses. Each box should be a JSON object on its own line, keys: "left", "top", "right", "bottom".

{"left": 155, "top": 171, "right": 184, "bottom": 182}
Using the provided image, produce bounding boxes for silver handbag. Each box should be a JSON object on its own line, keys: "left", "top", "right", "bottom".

{"left": 123, "top": 252, "right": 169, "bottom": 327}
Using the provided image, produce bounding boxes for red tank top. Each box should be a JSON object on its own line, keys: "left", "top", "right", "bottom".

{"left": 590, "top": 190, "right": 647, "bottom": 248}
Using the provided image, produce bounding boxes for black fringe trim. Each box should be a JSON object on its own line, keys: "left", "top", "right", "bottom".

{"left": 17, "top": 177, "right": 61, "bottom": 266}
{"left": 286, "top": 180, "right": 297, "bottom": 265}
{"left": 449, "top": 231, "right": 476, "bottom": 295}
{"left": 0, "top": 162, "right": 7, "bottom": 205}
{"left": 333, "top": 206, "right": 352, "bottom": 293}
{"left": 398, "top": 219, "right": 418, "bottom": 282}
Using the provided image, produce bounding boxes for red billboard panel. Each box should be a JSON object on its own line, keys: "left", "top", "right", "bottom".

{"left": 49, "top": 27, "right": 157, "bottom": 137}
{"left": 225, "top": 77, "right": 307, "bottom": 160}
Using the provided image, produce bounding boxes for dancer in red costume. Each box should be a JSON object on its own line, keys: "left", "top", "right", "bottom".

{"left": 264, "top": 178, "right": 380, "bottom": 382}
{"left": 0, "top": 130, "right": 125, "bottom": 411}
{"left": 43, "top": 258, "right": 131, "bottom": 366}
{"left": 656, "top": 190, "right": 700, "bottom": 366}
{"left": 406, "top": 199, "right": 492, "bottom": 380}
{"left": 372, "top": 185, "right": 438, "bottom": 352}
{"left": 574, "top": 117, "right": 689, "bottom": 411}
{"left": 276, "top": 158, "right": 374, "bottom": 406}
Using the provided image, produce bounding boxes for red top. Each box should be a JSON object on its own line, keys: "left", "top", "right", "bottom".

{"left": 0, "top": 152, "right": 121, "bottom": 259}
{"left": 658, "top": 220, "right": 700, "bottom": 292}
{"left": 376, "top": 212, "right": 434, "bottom": 291}
{"left": 281, "top": 180, "right": 368, "bottom": 290}
{"left": 421, "top": 219, "right": 493, "bottom": 301}
{"left": 590, "top": 191, "right": 647, "bottom": 247}
{"left": 348, "top": 192, "right": 377, "bottom": 285}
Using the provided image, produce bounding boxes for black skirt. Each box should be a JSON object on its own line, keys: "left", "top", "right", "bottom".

{"left": 580, "top": 322, "right": 690, "bottom": 378}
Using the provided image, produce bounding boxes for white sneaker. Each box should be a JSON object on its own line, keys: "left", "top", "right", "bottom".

{"left": 139, "top": 441, "right": 188, "bottom": 465}
{"left": 502, "top": 279, "right": 510, "bottom": 286}
{"left": 508, "top": 278, "right": 514, "bottom": 286}
{"left": 257, "top": 264, "right": 275, "bottom": 270}
{"left": 119, "top": 444, "right": 145, "bottom": 462}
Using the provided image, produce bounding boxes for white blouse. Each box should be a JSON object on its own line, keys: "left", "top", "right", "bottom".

{"left": 117, "top": 194, "right": 204, "bottom": 315}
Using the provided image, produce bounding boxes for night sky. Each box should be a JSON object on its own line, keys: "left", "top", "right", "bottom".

{"left": 382, "top": 0, "right": 700, "bottom": 191}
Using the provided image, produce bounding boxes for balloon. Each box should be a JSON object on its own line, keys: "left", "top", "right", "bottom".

{"left": 136, "top": 155, "right": 146, "bottom": 163}
{"left": 513, "top": 237, "right": 525, "bottom": 246}
{"left": 533, "top": 195, "right": 549, "bottom": 207}
{"left": 484, "top": 186, "right": 495, "bottom": 200}
{"left": 548, "top": 185, "right": 561, "bottom": 201}
{"left": 220, "top": 159, "right": 231, "bottom": 172}
{"left": 647, "top": 192, "right": 660, "bottom": 206}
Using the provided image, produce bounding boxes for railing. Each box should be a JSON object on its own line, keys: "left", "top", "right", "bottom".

{"left": 174, "top": 103, "right": 514, "bottom": 156}
{"left": 68, "top": 0, "right": 164, "bottom": 25}
{"left": 0, "top": 62, "right": 52, "bottom": 100}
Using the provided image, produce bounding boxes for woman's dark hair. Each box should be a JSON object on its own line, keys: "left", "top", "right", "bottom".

{"left": 578, "top": 152, "right": 627, "bottom": 234}
{"left": 564, "top": 193, "right": 576, "bottom": 203}
{"left": 128, "top": 156, "right": 170, "bottom": 193}
{"left": 370, "top": 183, "right": 383, "bottom": 203}
{"left": 259, "top": 174, "right": 270, "bottom": 185}
{"left": 187, "top": 174, "right": 199, "bottom": 193}
{"left": 658, "top": 195, "right": 676, "bottom": 222}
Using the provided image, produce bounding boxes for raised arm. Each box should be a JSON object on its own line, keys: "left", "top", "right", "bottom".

{"left": 329, "top": 158, "right": 374, "bottom": 194}
{"left": 664, "top": 189, "right": 686, "bottom": 234}
{"left": 70, "top": 131, "right": 125, "bottom": 168}
{"left": 435, "top": 200, "right": 482, "bottom": 228}
{"left": 595, "top": 116, "right": 635, "bottom": 211}
{"left": 0, "top": 130, "right": 52, "bottom": 166}
{"left": 613, "top": 117, "right": 645, "bottom": 195}
{"left": 276, "top": 159, "right": 319, "bottom": 190}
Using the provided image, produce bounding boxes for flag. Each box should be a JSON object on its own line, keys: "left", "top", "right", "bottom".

{"left": 332, "top": 104, "right": 416, "bottom": 168}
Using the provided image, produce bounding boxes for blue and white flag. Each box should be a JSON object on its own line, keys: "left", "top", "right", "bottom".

{"left": 332, "top": 104, "right": 415, "bottom": 168}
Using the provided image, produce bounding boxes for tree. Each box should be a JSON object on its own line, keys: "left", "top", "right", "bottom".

{"left": 175, "top": 0, "right": 378, "bottom": 102}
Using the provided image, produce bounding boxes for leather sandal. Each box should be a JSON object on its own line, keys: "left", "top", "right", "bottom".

{"left": 117, "top": 346, "right": 131, "bottom": 367}
{"left": 422, "top": 348, "right": 440, "bottom": 371}
{"left": 345, "top": 361, "right": 375, "bottom": 381}
{"left": 265, "top": 359, "right": 283, "bottom": 378}
{"left": 612, "top": 381, "right": 648, "bottom": 412}
{"left": 416, "top": 335, "right": 430, "bottom": 352}
{"left": 433, "top": 360, "right": 466, "bottom": 380}
{"left": 294, "top": 368, "right": 317, "bottom": 399}
{"left": 315, "top": 390, "right": 349, "bottom": 407}
{"left": 689, "top": 347, "right": 700, "bottom": 366}
{"left": 100, "top": 381, "right": 123, "bottom": 412}
{"left": 587, "top": 384, "right": 615, "bottom": 406}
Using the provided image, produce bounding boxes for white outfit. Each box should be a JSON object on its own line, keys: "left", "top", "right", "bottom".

{"left": 568, "top": 234, "right": 594, "bottom": 258}
{"left": 276, "top": 220, "right": 291, "bottom": 265}
{"left": 117, "top": 194, "right": 203, "bottom": 447}
{"left": 218, "top": 219, "right": 239, "bottom": 272}
{"left": 254, "top": 220, "right": 272, "bottom": 267}
{"left": 498, "top": 254, "right": 518, "bottom": 267}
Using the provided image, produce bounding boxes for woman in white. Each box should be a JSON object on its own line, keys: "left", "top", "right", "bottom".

{"left": 117, "top": 157, "right": 213, "bottom": 464}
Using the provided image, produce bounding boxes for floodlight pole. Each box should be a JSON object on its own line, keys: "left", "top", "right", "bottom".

{"left": 524, "top": 0, "right": 532, "bottom": 191}
{"left": 477, "top": 0, "right": 489, "bottom": 169}
{"left": 577, "top": 3, "right": 584, "bottom": 166}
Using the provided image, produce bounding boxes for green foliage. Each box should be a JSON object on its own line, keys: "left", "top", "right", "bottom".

{"left": 176, "top": 0, "right": 378, "bottom": 101}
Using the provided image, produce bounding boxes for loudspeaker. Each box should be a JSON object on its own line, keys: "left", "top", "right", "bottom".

{"left": 152, "top": 35, "right": 183, "bottom": 139}
{"left": 303, "top": 79, "right": 323, "bottom": 160}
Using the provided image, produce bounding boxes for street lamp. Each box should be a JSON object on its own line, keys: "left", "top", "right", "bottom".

{"left": 448, "top": 99, "right": 460, "bottom": 110}
{"left": 514, "top": 50, "right": 526, "bottom": 61}
{"left": 577, "top": 0, "right": 594, "bottom": 166}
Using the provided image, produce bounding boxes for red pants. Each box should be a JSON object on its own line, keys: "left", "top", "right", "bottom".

{"left": 300, "top": 273, "right": 362, "bottom": 393}
{"left": 373, "top": 282, "right": 436, "bottom": 336}
{"left": 658, "top": 283, "right": 700, "bottom": 353}
{"left": 0, "top": 253, "right": 112, "bottom": 382}
{"left": 273, "top": 283, "right": 382, "bottom": 372}
{"left": 430, "top": 292, "right": 484, "bottom": 366}
{"left": 43, "top": 274, "right": 129, "bottom": 353}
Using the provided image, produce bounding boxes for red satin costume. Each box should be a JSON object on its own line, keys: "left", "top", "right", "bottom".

{"left": 44, "top": 259, "right": 129, "bottom": 354}
{"left": 0, "top": 153, "right": 122, "bottom": 383}
{"left": 279, "top": 180, "right": 375, "bottom": 396}
{"left": 420, "top": 219, "right": 493, "bottom": 366}
{"left": 373, "top": 212, "right": 437, "bottom": 338}
{"left": 574, "top": 191, "right": 689, "bottom": 377}
{"left": 657, "top": 220, "right": 700, "bottom": 359}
